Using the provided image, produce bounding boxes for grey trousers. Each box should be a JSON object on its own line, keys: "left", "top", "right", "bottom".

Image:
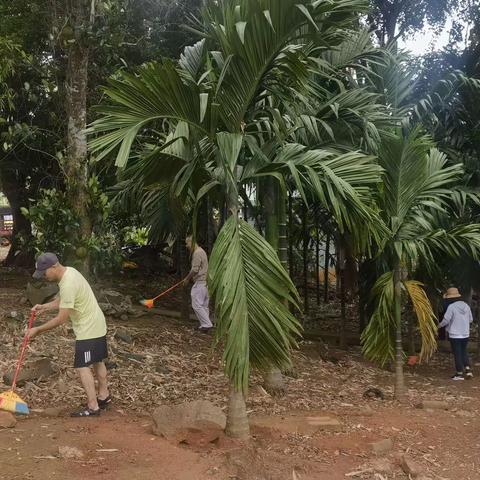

{"left": 191, "top": 281, "right": 212, "bottom": 328}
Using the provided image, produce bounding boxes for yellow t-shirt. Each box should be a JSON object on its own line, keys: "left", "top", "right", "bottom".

{"left": 58, "top": 267, "right": 107, "bottom": 341}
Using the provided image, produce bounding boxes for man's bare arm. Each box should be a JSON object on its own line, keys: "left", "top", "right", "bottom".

{"left": 27, "top": 308, "right": 71, "bottom": 339}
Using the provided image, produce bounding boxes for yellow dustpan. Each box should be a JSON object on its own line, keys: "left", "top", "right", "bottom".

{"left": 0, "top": 311, "right": 36, "bottom": 415}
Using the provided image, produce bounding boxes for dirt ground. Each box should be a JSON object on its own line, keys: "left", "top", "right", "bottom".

{"left": 1, "top": 266, "right": 480, "bottom": 479}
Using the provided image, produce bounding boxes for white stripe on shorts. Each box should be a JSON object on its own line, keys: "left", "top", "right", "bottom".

{"left": 84, "top": 351, "right": 91, "bottom": 364}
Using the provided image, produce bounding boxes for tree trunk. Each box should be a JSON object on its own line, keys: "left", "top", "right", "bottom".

{"left": 323, "top": 233, "right": 330, "bottom": 303}
{"left": 262, "top": 179, "right": 286, "bottom": 395}
{"left": 315, "top": 214, "right": 320, "bottom": 306}
{"left": 278, "top": 188, "right": 288, "bottom": 272}
{"left": 1, "top": 168, "right": 34, "bottom": 267}
{"left": 338, "top": 241, "right": 347, "bottom": 349}
{"left": 226, "top": 386, "right": 250, "bottom": 439}
{"left": 394, "top": 264, "right": 406, "bottom": 401}
{"left": 288, "top": 192, "right": 294, "bottom": 279}
{"left": 407, "top": 313, "right": 415, "bottom": 356}
{"left": 302, "top": 204, "right": 309, "bottom": 314}
{"left": 64, "top": 1, "right": 94, "bottom": 274}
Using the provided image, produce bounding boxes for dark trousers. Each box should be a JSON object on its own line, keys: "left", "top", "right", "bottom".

{"left": 450, "top": 338, "right": 470, "bottom": 373}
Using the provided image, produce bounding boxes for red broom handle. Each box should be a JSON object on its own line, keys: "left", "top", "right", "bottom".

{"left": 152, "top": 279, "right": 185, "bottom": 302}
{"left": 11, "top": 311, "right": 36, "bottom": 392}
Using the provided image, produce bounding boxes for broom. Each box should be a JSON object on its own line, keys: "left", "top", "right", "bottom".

{"left": 0, "top": 311, "right": 36, "bottom": 415}
{"left": 139, "top": 279, "right": 185, "bottom": 309}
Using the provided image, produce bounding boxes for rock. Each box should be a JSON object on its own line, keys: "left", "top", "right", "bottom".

{"left": 152, "top": 400, "right": 226, "bottom": 444}
{"left": 114, "top": 329, "right": 133, "bottom": 344}
{"left": 7, "top": 310, "right": 25, "bottom": 322}
{"left": 26, "top": 282, "right": 59, "bottom": 307}
{"left": 112, "top": 348, "right": 145, "bottom": 362}
{"left": 347, "top": 406, "right": 374, "bottom": 417}
{"left": 0, "top": 412, "right": 17, "bottom": 428}
{"left": 42, "top": 407, "right": 63, "bottom": 418}
{"left": 155, "top": 363, "right": 171, "bottom": 375}
{"left": 417, "top": 400, "right": 449, "bottom": 410}
{"left": 120, "top": 314, "right": 129, "bottom": 321}
{"left": 363, "top": 387, "right": 385, "bottom": 400}
{"left": 100, "top": 289, "right": 125, "bottom": 306}
{"left": 58, "top": 446, "right": 84, "bottom": 459}
{"left": 371, "top": 458, "right": 394, "bottom": 474}
{"left": 399, "top": 455, "right": 422, "bottom": 478}
{"left": 3, "top": 358, "right": 55, "bottom": 386}
{"left": 369, "top": 438, "right": 393, "bottom": 455}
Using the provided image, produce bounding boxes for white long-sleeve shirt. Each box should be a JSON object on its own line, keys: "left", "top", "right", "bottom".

{"left": 438, "top": 301, "right": 473, "bottom": 339}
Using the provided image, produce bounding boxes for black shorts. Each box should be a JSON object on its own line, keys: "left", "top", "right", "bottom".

{"left": 74, "top": 336, "right": 108, "bottom": 368}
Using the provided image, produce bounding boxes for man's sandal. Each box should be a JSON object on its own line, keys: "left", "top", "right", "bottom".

{"left": 70, "top": 407, "right": 101, "bottom": 417}
{"left": 97, "top": 395, "right": 112, "bottom": 409}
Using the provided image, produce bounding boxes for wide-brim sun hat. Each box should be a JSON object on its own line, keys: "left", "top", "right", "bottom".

{"left": 443, "top": 287, "right": 461, "bottom": 299}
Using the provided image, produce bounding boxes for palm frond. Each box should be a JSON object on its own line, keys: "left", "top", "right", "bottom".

{"left": 209, "top": 215, "right": 302, "bottom": 393}
{"left": 361, "top": 271, "right": 395, "bottom": 366}
{"left": 403, "top": 280, "right": 437, "bottom": 363}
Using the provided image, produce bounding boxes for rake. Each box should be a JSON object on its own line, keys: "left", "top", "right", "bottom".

{"left": 0, "top": 311, "right": 36, "bottom": 415}
{"left": 139, "top": 279, "right": 185, "bottom": 309}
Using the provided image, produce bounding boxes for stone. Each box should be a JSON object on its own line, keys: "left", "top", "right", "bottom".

{"left": 418, "top": 400, "right": 449, "bottom": 410}
{"left": 58, "top": 446, "right": 84, "bottom": 459}
{"left": 369, "top": 438, "right": 393, "bottom": 455}
{"left": 7, "top": 311, "right": 25, "bottom": 322}
{"left": 26, "top": 282, "right": 59, "bottom": 307}
{"left": 100, "top": 289, "right": 125, "bottom": 306}
{"left": 3, "top": 358, "right": 54, "bottom": 386}
{"left": 0, "top": 412, "right": 17, "bottom": 428}
{"left": 42, "top": 407, "right": 63, "bottom": 418}
{"left": 152, "top": 400, "right": 226, "bottom": 444}
{"left": 154, "top": 363, "right": 171, "bottom": 375}
{"left": 371, "top": 458, "right": 394, "bottom": 474}
{"left": 399, "top": 455, "right": 422, "bottom": 478}
{"left": 114, "top": 329, "right": 133, "bottom": 344}
{"left": 112, "top": 348, "right": 145, "bottom": 362}
{"left": 120, "top": 314, "right": 129, "bottom": 322}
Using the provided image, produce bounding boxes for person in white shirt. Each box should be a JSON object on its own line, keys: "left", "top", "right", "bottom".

{"left": 438, "top": 287, "right": 474, "bottom": 381}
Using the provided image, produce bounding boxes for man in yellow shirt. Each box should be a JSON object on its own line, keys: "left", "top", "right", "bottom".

{"left": 27, "top": 253, "right": 110, "bottom": 417}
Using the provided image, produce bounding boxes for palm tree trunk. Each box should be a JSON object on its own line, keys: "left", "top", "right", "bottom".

{"left": 224, "top": 195, "right": 250, "bottom": 438}
{"left": 338, "top": 241, "right": 347, "bottom": 349}
{"left": 288, "top": 192, "right": 294, "bottom": 279}
{"left": 394, "top": 264, "right": 406, "bottom": 400}
{"left": 225, "top": 386, "right": 250, "bottom": 439}
{"left": 315, "top": 214, "right": 320, "bottom": 306}
{"left": 323, "top": 233, "right": 330, "bottom": 303}
{"left": 302, "top": 204, "right": 309, "bottom": 313}
{"left": 263, "top": 179, "right": 286, "bottom": 395}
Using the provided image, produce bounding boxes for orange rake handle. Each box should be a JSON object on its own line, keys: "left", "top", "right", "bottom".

{"left": 151, "top": 279, "right": 185, "bottom": 302}
{"left": 11, "top": 311, "right": 36, "bottom": 392}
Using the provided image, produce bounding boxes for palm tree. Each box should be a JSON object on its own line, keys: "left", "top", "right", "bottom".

{"left": 89, "top": 0, "right": 387, "bottom": 437}
{"left": 361, "top": 127, "right": 480, "bottom": 399}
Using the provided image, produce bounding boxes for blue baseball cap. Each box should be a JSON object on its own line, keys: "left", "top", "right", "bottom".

{"left": 33, "top": 252, "right": 59, "bottom": 279}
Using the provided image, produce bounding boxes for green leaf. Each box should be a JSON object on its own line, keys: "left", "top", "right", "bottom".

{"left": 209, "top": 216, "right": 302, "bottom": 393}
